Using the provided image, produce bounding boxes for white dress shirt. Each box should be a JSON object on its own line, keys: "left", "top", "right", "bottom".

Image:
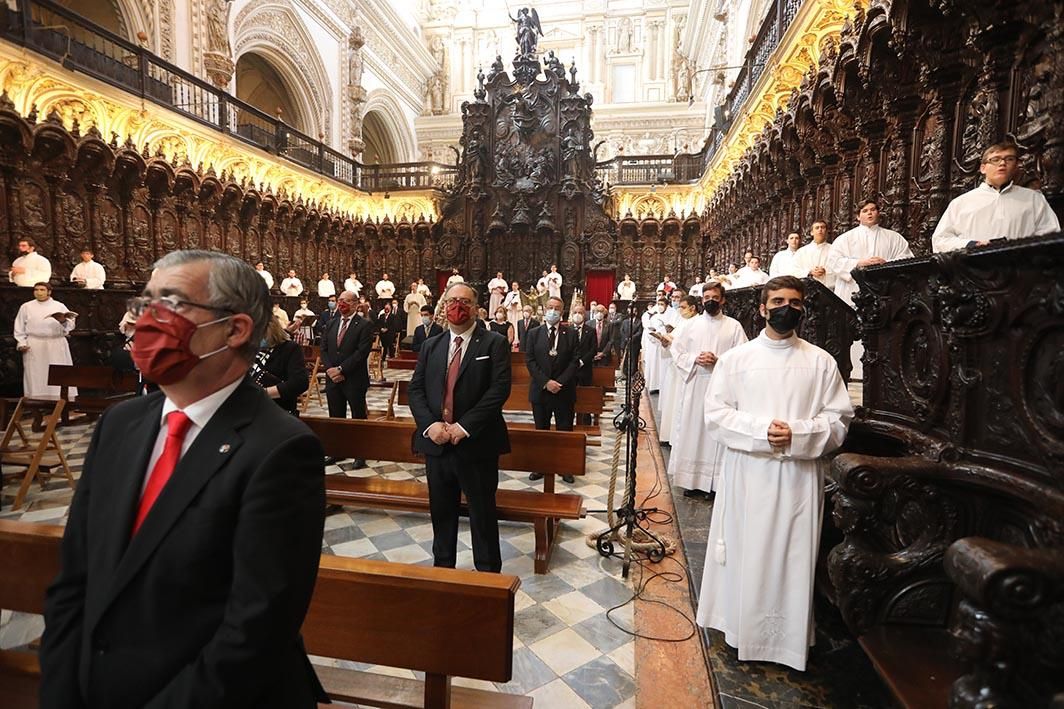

{"left": 932, "top": 181, "right": 1060, "bottom": 252}
{"left": 427, "top": 323, "right": 476, "bottom": 439}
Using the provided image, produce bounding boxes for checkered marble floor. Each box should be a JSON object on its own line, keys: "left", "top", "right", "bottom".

{"left": 1, "top": 368, "right": 640, "bottom": 709}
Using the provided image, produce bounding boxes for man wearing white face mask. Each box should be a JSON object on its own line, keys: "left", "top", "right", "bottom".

{"left": 570, "top": 305, "right": 598, "bottom": 426}
{"left": 643, "top": 298, "right": 669, "bottom": 393}
{"left": 524, "top": 297, "right": 580, "bottom": 483}
{"left": 412, "top": 305, "right": 443, "bottom": 353}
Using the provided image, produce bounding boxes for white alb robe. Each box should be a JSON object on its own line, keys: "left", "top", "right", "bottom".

{"left": 932, "top": 182, "right": 1060, "bottom": 252}
{"left": 616, "top": 280, "right": 637, "bottom": 300}
{"left": 10, "top": 252, "right": 52, "bottom": 287}
{"left": 416, "top": 282, "right": 432, "bottom": 299}
{"left": 317, "top": 279, "right": 336, "bottom": 297}
{"left": 697, "top": 331, "right": 853, "bottom": 671}
{"left": 344, "top": 278, "right": 362, "bottom": 296}
{"left": 404, "top": 292, "right": 426, "bottom": 335}
{"left": 258, "top": 269, "right": 274, "bottom": 290}
{"left": 667, "top": 313, "right": 748, "bottom": 492}
{"left": 70, "top": 260, "right": 106, "bottom": 289}
{"left": 14, "top": 297, "right": 76, "bottom": 398}
{"left": 733, "top": 268, "right": 769, "bottom": 288}
{"left": 487, "top": 277, "right": 508, "bottom": 315}
{"left": 446, "top": 274, "right": 465, "bottom": 286}
{"left": 545, "top": 272, "right": 563, "bottom": 299}
{"left": 792, "top": 241, "right": 835, "bottom": 290}
{"left": 280, "top": 277, "right": 303, "bottom": 297}
{"left": 503, "top": 290, "right": 523, "bottom": 328}
{"left": 656, "top": 312, "right": 693, "bottom": 444}
{"left": 769, "top": 249, "right": 801, "bottom": 277}
{"left": 375, "top": 280, "right": 396, "bottom": 298}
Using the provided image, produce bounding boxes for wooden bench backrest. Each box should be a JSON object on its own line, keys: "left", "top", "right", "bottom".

{"left": 0, "top": 520, "right": 63, "bottom": 614}
{"left": 509, "top": 364, "right": 616, "bottom": 389}
{"left": 395, "top": 380, "right": 604, "bottom": 416}
{"left": 47, "top": 365, "right": 139, "bottom": 393}
{"left": 303, "top": 417, "right": 586, "bottom": 476}
{"left": 305, "top": 555, "right": 519, "bottom": 682}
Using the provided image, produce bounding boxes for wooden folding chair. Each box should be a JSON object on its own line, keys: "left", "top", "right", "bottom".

{"left": 299, "top": 345, "right": 324, "bottom": 413}
{"left": 0, "top": 398, "right": 74, "bottom": 510}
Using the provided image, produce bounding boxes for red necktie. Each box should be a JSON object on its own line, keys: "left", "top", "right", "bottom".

{"left": 442, "top": 336, "right": 463, "bottom": 423}
{"left": 133, "top": 411, "right": 192, "bottom": 536}
{"left": 597, "top": 321, "right": 602, "bottom": 340}
{"left": 337, "top": 317, "right": 350, "bottom": 345}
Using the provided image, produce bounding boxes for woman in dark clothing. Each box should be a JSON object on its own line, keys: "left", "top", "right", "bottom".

{"left": 250, "top": 315, "right": 309, "bottom": 415}
{"left": 488, "top": 307, "right": 515, "bottom": 347}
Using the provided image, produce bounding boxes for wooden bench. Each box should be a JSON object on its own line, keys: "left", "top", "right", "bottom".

{"left": 0, "top": 519, "right": 530, "bottom": 709}
{"left": 389, "top": 350, "right": 617, "bottom": 389}
{"left": 47, "top": 364, "right": 140, "bottom": 423}
{"left": 388, "top": 380, "right": 606, "bottom": 441}
{"left": 304, "top": 417, "right": 587, "bottom": 574}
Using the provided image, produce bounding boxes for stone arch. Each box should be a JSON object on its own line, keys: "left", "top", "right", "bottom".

{"left": 232, "top": 1, "right": 332, "bottom": 139}
{"left": 362, "top": 90, "right": 416, "bottom": 164}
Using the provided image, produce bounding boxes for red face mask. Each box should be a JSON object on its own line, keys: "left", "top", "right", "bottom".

{"left": 130, "top": 310, "right": 230, "bottom": 385}
{"left": 446, "top": 300, "right": 472, "bottom": 326}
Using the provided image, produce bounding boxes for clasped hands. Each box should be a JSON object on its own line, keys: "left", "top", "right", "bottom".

{"left": 767, "top": 419, "right": 792, "bottom": 449}
{"left": 544, "top": 379, "right": 563, "bottom": 394}
{"left": 809, "top": 266, "right": 827, "bottom": 278}
{"left": 426, "top": 421, "right": 468, "bottom": 445}
{"left": 326, "top": 366, "right": 345, "bottom": 383}
{"left": 856, "top": 256, "right": 887, "bottom": 268}
{"left": 696, "top": 351, "right": 717, "bottom": 367}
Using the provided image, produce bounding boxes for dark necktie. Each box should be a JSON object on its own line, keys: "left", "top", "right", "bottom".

{"left": 337, "top": 317, "right": 350, "bottom": 345}
{"left": 133, "top": 411, "right": 192, "bottom": 536}
{"left": 442, "top": 336, "right": 463, "bottom": 423}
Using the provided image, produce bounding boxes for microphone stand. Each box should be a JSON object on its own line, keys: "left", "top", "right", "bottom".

{"left": 595, "top": 302, "right": 668, "bottom": 578}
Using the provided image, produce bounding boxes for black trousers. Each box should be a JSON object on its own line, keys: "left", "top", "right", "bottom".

{"left": 532, "top": 393, "right": 574, "bottom": 431}
{"left": 426, "top": 451, "right": 501, "bottom": 572}
{"left": 325, "top": 381, "right": 368, "bottom": 419}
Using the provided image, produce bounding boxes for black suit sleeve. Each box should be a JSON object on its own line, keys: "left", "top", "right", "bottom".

{"left": 145, "top": 432, "right": 325, "bottom": 707}
{"left": 554, "top": 331, "right": 581, "bottom": 387}
{"left": 408, "top": 338, "right": 437, "bottom": 440}
{"left": 40, "top": 410, "right": 109, "bottom": 708}
{"left": 273, "top": 342, "right": 309, "bottom": 402}
{"left": 339, "top": 321, "right": 373, "bottom": 377}
{"left": 457, "top": 335, "right": 511, "bottom": 439}
{"left": 524, "top": 329, "right": 550, "bottom": 391}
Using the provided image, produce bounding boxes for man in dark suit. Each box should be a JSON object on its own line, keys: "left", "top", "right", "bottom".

{"left": 408, "top": 282, "right": 511, "bottom": 573}
{"left": 524, "top": 296, "right": 580, "bottom": 483}
{"left": 516, "top": 304, "right": 539, "bottom": 352}
{"left": 375, "top": 302, "right": 402, "bottom": 360}
{"left": 41, "top": 251, "right": 326, "bottom": 709}
{"left": 322, "top": 290, "right": 373, "bottom": 419}
{"left": 570, "top": 305, "right": 598, "bottom": 426}
{"left": 592, "top": 303, "right": 617, "bottom": 367}
{"left": 314, "top": 294, "right": 338, "bottom": 342}
{"left": 411, "top": 304, "right": 443, "bottom": 353}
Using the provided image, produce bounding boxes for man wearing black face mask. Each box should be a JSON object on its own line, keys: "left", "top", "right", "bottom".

{"left": 41, "top": 251, "right": 327, "bottom": 708}
{"left": 696, "top": 275, "right": 854, "bottom": 673}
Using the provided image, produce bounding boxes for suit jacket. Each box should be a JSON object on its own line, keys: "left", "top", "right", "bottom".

{"left": 260, "top": 339, "right": 309, "bottom": 413}
{"left": 408, "top": 328, "right": 511, "bottom": 460}
{"left": 517, "top": 317, "right": 540, "bottom": 352}
{"left": 411, "top": 321, "right": 444, "bottom": 352}
{"left": 524, "top": 322, "right": 580, "bottom": 404}
{"left": 572, "top": 323, "right": 598, "bottom": 385}
{"left": 40, "top": 379, "right": 327, "bottom": 709}
{"left": 320, "top": 313, "right": 374, "bottom": 392}
{"left": 593, "top": 319, "right": 617, "bottom": 365}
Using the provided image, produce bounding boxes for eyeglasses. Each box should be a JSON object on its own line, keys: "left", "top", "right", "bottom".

{"left": 447, "top": 297, "right": 475, "bottom": 306}
{"left": 984, "top": 156, "right": 1018, "bottom": 166}
{"left": 127, "top": 295, "right": 235, "bottom": 323}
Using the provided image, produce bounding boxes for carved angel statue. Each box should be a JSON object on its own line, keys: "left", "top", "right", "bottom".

{"left": 205, "top": 0, "right": 233, "bottom": 56}
{"left": 510, "top": 7, "right": 543, "bottom": 57}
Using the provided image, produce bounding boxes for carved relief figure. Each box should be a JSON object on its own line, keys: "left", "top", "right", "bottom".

{"left": 206, "top": 0, "right": 233, "bottom": 56}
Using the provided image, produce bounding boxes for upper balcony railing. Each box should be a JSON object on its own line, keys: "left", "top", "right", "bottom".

{"left": 0, "top": 0, "right": 800, "bottom": 193}
{"left": 0, "top": 0, "right": 458, "bottom": 193}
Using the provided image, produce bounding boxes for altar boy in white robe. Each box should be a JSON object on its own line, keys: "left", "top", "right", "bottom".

{"left": 697, "top": 275, "right": 854, "bottom": 671}
{"left": 14, "top": 282, "right": 77, "bottom": 398}
{"left": 667, "top": 282, "right": 747, "bottom": 498}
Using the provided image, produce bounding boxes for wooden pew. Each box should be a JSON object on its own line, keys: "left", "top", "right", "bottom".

{"left": 304, "top": 417, "right": 586, "bottom": 574}
{"left": 0, "top": 519, "right": 530, "bottom": 709}
{"left": 389, "top": 350, "right": 617, "bottom": 389}
{"left": 41, "top": 364, "right": 140, "bottom": 426}
{"left": 387, "top": 380, "right": 606, "bottom": 441}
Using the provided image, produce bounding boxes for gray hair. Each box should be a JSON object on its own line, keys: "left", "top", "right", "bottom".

{"left": 153, "top": 250, "right": 271, "bottom": 360}
{"left": 443, "top": 281, "right": 479, "bottom": 302}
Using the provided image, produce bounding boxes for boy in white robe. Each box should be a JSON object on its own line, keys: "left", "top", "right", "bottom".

{"left": 697, "top": 275, "right": 853, "bottom": 671}
{"left": 14, "top": 282, "right": 76, "bottom": 398}
{"left": 545, "top": 265, "right": 563, "bottom": 299}
{"left": 667, "top": 283, "right": 747, "bottom": 497}
{"left": 656, "top": 292, "right": 691, "bottom": 444}
{"left": 70, "top": 248, "right": 106, "bottom": 289}
{"left": 793, "top": 221, "right": 835, "bottom": 290}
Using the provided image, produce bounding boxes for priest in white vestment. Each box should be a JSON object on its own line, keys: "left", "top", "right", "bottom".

{"left": 344, "top": 273, "right": 363, "bottom": 297}
{"left": 502, "top": 282, "right": 523, "bottom": 328}
{"left": 642, "top": 301, "right": 667, "bottom": 393}
{"left": 403, "top": 282, "right": 427, "bottom": 336}
{"left": 280, "top": 270, "right": 303, "bottom": 296}
{"left": 70, "top": 249, "right": 106, "bottom": 289}
{"left": 668, "top": 284, "right": 748, "bottom": 496}
{"left": 826, "top": 199, "right": 913, "bottom": 379}
{"left": 932, "top": 142, "right": 1060, "bottom": 252}
{"left": 375, "top": 273, "right": 396, "bottom": 299}
{"left": 9, "top": 238, "right": 52, "bottom": 287}
{"left": 487, "top": 272, "right": 508, "bottom": 315}
{"left": 255, "top": 262, "right": 274, "bottom": 290}
{"left": 656, "top": 294, "right": 696, "bottom": 444}
{"left": 545, "top": 265, "right": 563, "bottom": 299}
{"left": 769, "top": 233, "right": 802, "bottom": 277}
{"left": 415, "top": 278, "right": 432, "bottom": 301}
{"left": 616, "top": 274, "right": 637, "bottom": 301}
{"left": 317, "top": 273, "right": 336, "bottom": 297}
{"left": 446, "top": 268, "right": 464, "bottom": 286}
{"left": 14, "top": 283, "right": 76, "bottom": 398}
{"left": 792, "top": 221, "right": 835, "bottom": 290}
{"left": 697, "top": 275, "right": 854, "bottom": 671}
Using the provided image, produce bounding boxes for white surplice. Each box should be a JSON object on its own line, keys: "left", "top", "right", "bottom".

{"left": 344, "top": 277, "right": 363, "bottom": 296}
{"left": 487, "top": 277, "right": 508, "bottom": 315}
{"left": 768, "top": 249, "right": 801, "bottom": 277}
{"left": 545, "top": 272, "right": 563, "bottom": 299}
{"left": 317, "top": 279, "right": 336, "bottom": 297}
{"left": 70, "top": 260, "right": 106, "bottom": 289}
{"left": 616, "top": 280, "right": 637, "bottom": 301}
{"left": 257, "top": 269, "right": 274, "bottom": 290}
{"left": 14, "top": 297, "right": 76, "bottom": 398}
{"left": 279, "top": 277, "right": 303, "bottom": 297}
{"left": 656, "top": 312, "right": 693, "bottom": 444}
{"left": 9, "top": 251, "right": 52, "bottom": 287}
{"left": 932, "top": 181, "right": 1060, "bottom": 252}
{"left": 792, "top": 241, "right": 835, "bottom": 290}
{"left": 375, "top": 279, "right": 396, "bottom": 298}
{"left": 667, "top": 313, "right": 748, "bottom": 492}
{"left": 503, "top": 290, "right": 523, "bottom": 328}
{"left": 697, "top": 331, "right": 854, "bottom": 671}
{"left": 404, "top": 292, "right": 426, "bottom": 335}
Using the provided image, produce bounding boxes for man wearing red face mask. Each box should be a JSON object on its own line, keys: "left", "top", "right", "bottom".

{"left": 408, "top": 282, "right": 511, "bottom": 572}
{"left": 40, "top": 250, "right": 327, "bottom": 709}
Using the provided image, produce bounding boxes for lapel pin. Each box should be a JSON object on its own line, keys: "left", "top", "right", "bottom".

{"left": 219, "top": 444, "right": 231, "bottom": 454}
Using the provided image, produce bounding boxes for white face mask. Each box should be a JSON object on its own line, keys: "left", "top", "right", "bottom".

{"left": 544, "top": 309, "right": 561, "bottom": 325}
{"left": 594, "top": 312, "right": 604, "bottom": 321}
{"left": 421, "top": 316, "right": 432, "bottom": 326}
{"left": 572, "top": 313, "right": 585, "bottom": 325}
{"left": 608, "top": 308, "right": 616, "bottom": 315}
{"left": 656, "top": 304, "right": 665, "bottom": 313}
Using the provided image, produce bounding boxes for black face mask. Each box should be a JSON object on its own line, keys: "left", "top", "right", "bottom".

{"left": 766, "top": 305, "right": 803, "bottom": 334}
{"left": 703, "top": 300, "right": 721, "bottom": 316}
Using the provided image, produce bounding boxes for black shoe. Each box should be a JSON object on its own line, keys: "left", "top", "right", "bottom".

{"left": 352, "top": 459, "right": 367, "bottom": 469}
{"left": 323, "top": 456, "right": 337, "bottom": 465}
{"left": 529, "top": 472, "right": 543, "bottom": 482}
{"left": 324, "top": 504, "right": 345, "bottom": 515}
{"left": 562, "top": 475, "right": 575, "bottom": 484}
{"left": 682, "top": 489, "right": 702, "bottom": 498}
